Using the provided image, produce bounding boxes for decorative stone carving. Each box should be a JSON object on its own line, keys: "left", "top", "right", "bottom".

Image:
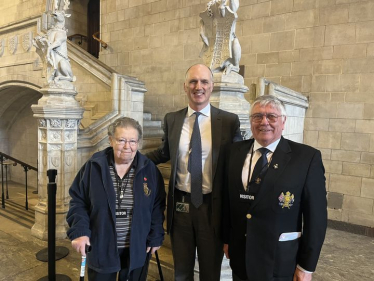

{"left": 65, "top": 131, "right": 74, "bottom": 141}
{"left": 41, "top": 131, "right": 47, "bottom": 141}
{"left": 50, "top": 144, "right": 62, "bottom": 150}
{"left": 65, "top": 155, "right": 72, "bottom": 166}
{"left": 200, "top": 0, "right": 241, "bottom": 75}
{"left": 65, "top": 143, "right": 74, "bottom": 150}
{"left": 50, "top": 131, "right": 61, "bottom": 141}
{"left": 39, "top": 119, "right": 47, "bottom": 127}
{"left": 8, "top": 35, "right": 18, "bottom": 54}
{"left": 22, "top": 32, "right": 33, "bottom": 52}
{"left": 33, "top": 0, "right": 76, "bottom": 89}
{"left": 51, "top": 155, "right": 60, "bottom": 167}
{"left": 50, "top": 119, "right": 62, "bottom": 128}
{"left": 65, "top": 119, "right": 76, "bottom": 128}
{"left": 0, "top": 39, "right": 4, "bottom": 57}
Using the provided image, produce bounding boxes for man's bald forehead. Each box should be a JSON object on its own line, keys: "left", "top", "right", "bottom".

{"left": 185, "top": 64, "right": 213, "bottom": 80}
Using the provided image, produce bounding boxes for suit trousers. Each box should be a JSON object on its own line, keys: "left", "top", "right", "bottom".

{"left": 171, "top": 189, "right": 223, "bottom": 281}
{"left": 87, "top": 247, "right": 151, "bottom": 281}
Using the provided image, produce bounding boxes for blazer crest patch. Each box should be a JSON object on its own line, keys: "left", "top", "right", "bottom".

{"left": 278, "top": 191, "right": 294, "bottom": 209}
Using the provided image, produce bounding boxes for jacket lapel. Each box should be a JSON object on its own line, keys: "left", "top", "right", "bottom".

{"left": 250, "top": 137, "right": 291, "bottom": 210}
{"left": 211, "top": 105, "right": 222, "bottom": 181}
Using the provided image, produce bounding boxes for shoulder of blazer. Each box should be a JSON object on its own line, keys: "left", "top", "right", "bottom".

{"left": 230, "top": 138, "right": 253, "bottom": 152}
{"left": 282, "top": 137, "right": 319, "bottom": 154}
{"left": 165, "top": 107, "right": 187, "bottom": 122}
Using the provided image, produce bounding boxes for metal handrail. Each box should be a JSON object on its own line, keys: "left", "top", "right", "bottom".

{"left": 0, "top": 151, "right": 37, "bottom": 210}
{"left": 92, "top": 31, "right": 108, "bottom": 49}
{"left": 0, "top": 152, "right": 37, "bottom": 171}
{"left": 67, "top": 33, "right": 87, "bottom": 46}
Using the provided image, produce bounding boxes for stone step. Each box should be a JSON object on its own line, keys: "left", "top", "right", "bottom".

{"left": 143, "top": 128, "right": 164, "bottom": 138}
{"left": 144, "top": 112, "right": 152, "bottom": 121}
{"left": 143, "top": 120, "right": 162, "bottom": 128}
{"left": 141, "top": 137, "right": 162, "bottom": 150}
{"left": 0, "top": 199, "right": 35, "bottom": 229}
{"left": 91, "top": 112, "right": 107, "bottom": 120}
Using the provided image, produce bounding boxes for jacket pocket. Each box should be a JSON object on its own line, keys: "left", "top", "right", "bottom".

{"left": 273, "top": 238, "right": 300, "bottom": 277}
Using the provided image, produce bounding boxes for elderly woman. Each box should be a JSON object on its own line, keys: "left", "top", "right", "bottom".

{"left": 67, "top": 117, "right": 166, "bottom": 281}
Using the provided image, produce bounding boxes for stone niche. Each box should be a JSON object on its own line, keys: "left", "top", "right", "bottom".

{"left": 255, "top": 78, "right": 309, "bottom": 144}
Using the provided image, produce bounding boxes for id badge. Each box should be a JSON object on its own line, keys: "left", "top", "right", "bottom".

{"left": 176, "top": 202, "right": 189, "bottom": 213}
{"left": 116, "top": 208, "right": 128, "bottom": 218}
{"left": 239, "top": 193, "right": 255, "bottom": 202}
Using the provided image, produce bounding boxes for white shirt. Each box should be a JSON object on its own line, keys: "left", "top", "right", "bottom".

{"left": 241, "top": 139, "right": 281, "bottom": 190}
{"left": 176, "top": 104, "right": 212, "bottom": 194}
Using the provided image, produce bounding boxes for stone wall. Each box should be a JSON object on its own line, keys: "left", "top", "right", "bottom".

{"left": 99, "top": 0, "right": 374, "bottom": 228}
{"left": 66, "top": 0, "right": 89, "bottom": 51}
{"left": 0, "top": 0, "right": 45, "bottom": 27}
{"left": 8, "top": 97, "right": 39, "bottom": 188}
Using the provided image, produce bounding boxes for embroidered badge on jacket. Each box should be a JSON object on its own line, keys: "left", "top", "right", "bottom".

{"left": 143, "top": 177, "right": 151, "bottom": 196}
{"left": 278, "top": 191, "right": 294, "bottom": 209}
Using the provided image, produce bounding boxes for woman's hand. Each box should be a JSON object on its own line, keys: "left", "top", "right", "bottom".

{"left": 146, "top": 246, "right": 161, "bottom": 254}
{"left": 72, "top": 236, "right": 90, "bottom": 256}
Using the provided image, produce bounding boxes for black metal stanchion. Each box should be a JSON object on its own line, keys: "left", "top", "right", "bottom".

{"left": 37, "top": 169, "right": 71, "bottom": 281}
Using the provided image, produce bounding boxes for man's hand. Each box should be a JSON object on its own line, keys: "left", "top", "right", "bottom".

{"left": 72, "top": 236, "right": 90, "bottom": 256}
{"left": 146, "top": 246, "right": 160, "bottom": 254}
{"left": 293, "top": 267, "right": 312, "bottom": 281}
{"left": 223, "top": 244, "right": 229, "bottom": 259}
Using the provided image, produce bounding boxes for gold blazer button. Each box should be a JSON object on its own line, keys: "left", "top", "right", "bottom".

{"left": 246, "top": 214, "right": 252, "bottom": 219}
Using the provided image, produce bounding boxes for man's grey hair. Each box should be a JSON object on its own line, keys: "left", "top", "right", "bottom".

{"left": 184, "top": 64, "right": 214, "bottom": 81}
{"left": 108, "top": 117, "right": 143, "bottom": 140}
{"left": 250, "top": 95, "right": 287, "bottom": 118}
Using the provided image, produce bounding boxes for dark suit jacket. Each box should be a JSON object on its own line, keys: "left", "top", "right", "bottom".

{"left": 223, "top": 137, "right": 327, "bottom": 281}
{"left": 146, "top": 105, "right": 242, "bottom": 238}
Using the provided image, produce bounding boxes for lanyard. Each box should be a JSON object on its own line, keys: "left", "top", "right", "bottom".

{"left": 115, "top": 169, "right": 131, "bottom": 209}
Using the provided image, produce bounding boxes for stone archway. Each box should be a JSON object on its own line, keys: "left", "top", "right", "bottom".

{"left": 0, "top": 83, "right": 42, "bottom": 188}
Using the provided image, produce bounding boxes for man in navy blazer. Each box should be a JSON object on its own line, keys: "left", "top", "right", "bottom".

{"left": 146, "top": 64, "right": 242, "bottom": 280}
{"left": 223, "top": 95, "right": 327, "bottom": 281}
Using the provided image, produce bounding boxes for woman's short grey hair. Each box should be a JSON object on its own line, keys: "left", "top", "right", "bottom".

{"left": 108, "top": 117, "right": 143, "bottom": 140}
{"left": 250, "top": 95, "right": 287, "bottom": 117}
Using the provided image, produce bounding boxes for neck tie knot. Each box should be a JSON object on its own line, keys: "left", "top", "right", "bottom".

{"left": 258, "top": 147, "right": 269, "bottom": 156}
{"left": 194, "top": 111, "right": 202, "bottom": 118}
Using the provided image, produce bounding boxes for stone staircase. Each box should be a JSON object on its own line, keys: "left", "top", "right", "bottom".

{"left": 0, "top": 182, "right": 37, "bottom": 229}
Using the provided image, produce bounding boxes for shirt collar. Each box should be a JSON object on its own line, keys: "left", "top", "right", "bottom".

{"left": 253, "top": 138, "right": 281, "bottom": 153}
{"left": 187, "top": 103, "right": 211, "bottom": 117}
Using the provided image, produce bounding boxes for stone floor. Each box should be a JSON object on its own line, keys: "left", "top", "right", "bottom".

{"left": 0, "top": 181, "right": 373, "bottom": 280}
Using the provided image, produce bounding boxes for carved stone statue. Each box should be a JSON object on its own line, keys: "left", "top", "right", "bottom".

{"left": 200, "top": 0, "right": 241, "bottom": 75}
{"left": 33, "top": 0, "right": 75, "bottom": 88}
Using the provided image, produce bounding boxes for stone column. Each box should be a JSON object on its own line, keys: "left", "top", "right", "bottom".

{"left": 31, "top": 87, "right": 83, "bottom": 240}
{"left": 210, "top": 72, "right": 251, "bottom": 138}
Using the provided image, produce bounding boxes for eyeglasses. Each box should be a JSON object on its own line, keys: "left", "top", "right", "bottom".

{"left": 114, "top": 139, "right": 138, "bottom": 147}
{"left": 250, "top": 113, "right": 283, "bottom": 123}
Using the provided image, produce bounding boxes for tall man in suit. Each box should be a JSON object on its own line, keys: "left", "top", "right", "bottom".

{"left": 146, "top": 64, "right": 242, "bottom": 280}
{"left": 223, "top": 95, "right": 327, "bottom": 281}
